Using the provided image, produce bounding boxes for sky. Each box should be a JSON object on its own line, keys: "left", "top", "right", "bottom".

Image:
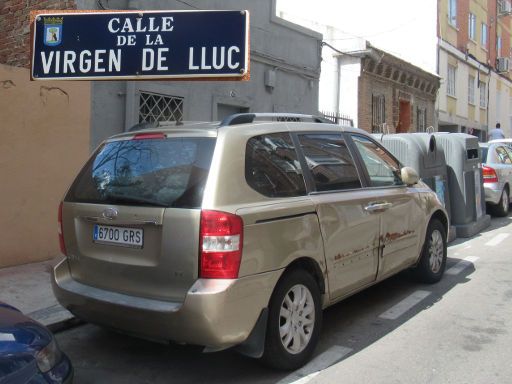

{"left": 276, "top": 0, "right": 438, "bottom": 74}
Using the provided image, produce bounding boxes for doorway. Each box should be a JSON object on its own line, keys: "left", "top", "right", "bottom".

{"left": 397, "top": 100, "right": 411, "bottom": 133}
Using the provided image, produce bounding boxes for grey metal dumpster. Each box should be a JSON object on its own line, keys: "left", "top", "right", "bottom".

{"left": 434, "top": 133, "right": 490, "bottom": 238}
{"left": 372, "top": 133, "right": 455, "bottom": 241}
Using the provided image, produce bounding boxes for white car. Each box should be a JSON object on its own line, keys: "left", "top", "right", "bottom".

{"left": 488, "top": 138, "right": 512, "bottom": 149}
{"left": 480, "top": 142, "right": 512, "bottom": 216}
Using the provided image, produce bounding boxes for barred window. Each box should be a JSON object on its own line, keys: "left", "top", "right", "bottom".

{"left": 372, "top": 94, "right": 386, "bottom": 133}
{"left": 139, "top": 92, "right": 184, "bottom": 123}
{"left": 417, "top": 107, "right": 427, "bottom": 132}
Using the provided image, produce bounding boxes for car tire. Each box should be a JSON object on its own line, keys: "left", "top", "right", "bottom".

{"left": 414, "top": 219, "right": 447, "bottom": 284}
{"left": 492, "top": 188, "right": 509, "bottom": 217}
{"left": 261, "top": 269, "right": 322, "bottom": 371}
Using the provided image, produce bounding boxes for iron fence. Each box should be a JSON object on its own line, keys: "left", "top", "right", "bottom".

{"left": 320, "top": 111, "right": 354, "bottom": 127}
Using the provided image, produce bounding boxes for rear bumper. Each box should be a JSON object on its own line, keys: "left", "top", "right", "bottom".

{"left": 483, "top": 182, "right": 503, "bottom": 205}
{"left": 52, "top": 259, "right": 281, "bottom": 349}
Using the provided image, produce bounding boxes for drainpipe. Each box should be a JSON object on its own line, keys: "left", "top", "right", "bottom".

{"left": 334, "top": 56, "right": 341, "bottom": 115}
{"left": 436, "top": 39, "right": 440, "bottom": 131}
{"left": 486, "top": 70, "right": 491, "bottom": 141}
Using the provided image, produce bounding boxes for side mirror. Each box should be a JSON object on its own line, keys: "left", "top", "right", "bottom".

{"left": 401, "top": 167, "right": 419, "bottom": 186}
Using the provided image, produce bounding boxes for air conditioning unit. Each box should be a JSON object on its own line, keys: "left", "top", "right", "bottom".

{"left": 497, "top": 57, "right": 510, "bottom": 73}
{"left": 499, "top": 0, "right": 512, "bottom": 15}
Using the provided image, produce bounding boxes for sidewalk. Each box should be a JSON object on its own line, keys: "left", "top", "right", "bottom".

{"left": 0, "top": 258, "right": 76, "bottom": 331}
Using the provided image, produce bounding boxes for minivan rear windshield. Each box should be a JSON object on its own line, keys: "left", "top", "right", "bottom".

{"left": 66, "top": 137, "right": 216, "bottom": 208}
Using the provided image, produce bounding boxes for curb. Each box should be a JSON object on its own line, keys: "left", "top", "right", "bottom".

{"left": 47, "top": 316, "right": 85, "bottom": 334}
{"left": 27, "top": 304, "right": 84, "bottom": 333}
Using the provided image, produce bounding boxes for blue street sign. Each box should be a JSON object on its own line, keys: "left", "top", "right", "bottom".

{"left": 31, "top": 10, "right": 249, "bottom": 80}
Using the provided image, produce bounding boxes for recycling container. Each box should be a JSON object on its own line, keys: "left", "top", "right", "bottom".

{"left": 373, "top": 133, "right": 455, "bottom": 241}
{"left": 433, "top": 133, "right": 490, "bottom": 238}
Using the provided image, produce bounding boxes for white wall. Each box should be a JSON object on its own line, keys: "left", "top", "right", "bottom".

{"left": 488, "top": 74, "right": 512, "bottom": 137}
{"left": 337, "top": 61, "right": 361, "bottom": 126}
{"left": 456, "top": 62, "right": 469, "bottom": 118}
{"left": 277, "top": 0, "right": 438, "bottom": 74}
{"left": 438, "top": 50, "right": 448, "bottom": 112}
{"left": 277, "top": 0, "right": 438, "bottom": 124}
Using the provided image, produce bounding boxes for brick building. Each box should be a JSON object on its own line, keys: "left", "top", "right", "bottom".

{"left": 276, "top": 10, "right": 440, "bottom": 133}
{"left": 0, "top": 0, "right": 77, "bottom": 67}
{"left": 321, "top": 40, "right": 440, "bottom": 134}
{"left": 438, "top": 0, "right": 512, "bottom": 139}
{"left": 355, "top": 44, "right": 440, "bottom": 134}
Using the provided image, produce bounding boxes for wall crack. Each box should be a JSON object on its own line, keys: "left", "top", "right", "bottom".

{"left": 1, "top": 80, "right": 16, "bottom": 89}
{"left": 39, "top": 86, "right": 70, "bottom": 105}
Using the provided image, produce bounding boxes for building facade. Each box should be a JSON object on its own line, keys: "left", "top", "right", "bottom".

{"left": 0, "top": 0, "right": 321, "bottom": 267}
{"left": 274, "top": 13, "right": 440, "bottom": 134}
{"left": 355, "top": 44, "right": 440, "bottom": 134}
{"left": 438, "top": 0, "right": 512, "bottom": 139}
{"left": 81, "top": 0, "right": 322, "bottom": 149}
{"left": 0, "top": 0, "right": 91, "bottom": 268}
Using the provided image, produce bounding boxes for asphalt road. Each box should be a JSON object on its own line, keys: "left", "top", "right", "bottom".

{"left": 55, "top": 214, "right": 512, "bottom": 384}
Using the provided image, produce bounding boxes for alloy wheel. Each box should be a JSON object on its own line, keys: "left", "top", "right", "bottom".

{"left": 279, "top": 284, "right": 315, "bottom": 354}
{"left": 428, "top": 229, "right": 444, "bottom": 274}
{"left": 502, "top": 190, "right": 509, "bottom": 213}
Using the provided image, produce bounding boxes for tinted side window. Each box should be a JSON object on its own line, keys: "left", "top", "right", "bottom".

{"left": 245, "top": 133, "right": 306, "bottom": 197}
{"left": 351, "top": 135, "right": 403, "bottom": 187}
{"left": 298, "top": 133, "right": 361, "bottom": 192}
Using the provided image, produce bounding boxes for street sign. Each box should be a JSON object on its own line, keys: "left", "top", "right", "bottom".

{"left": 31, "top": 10, "right": 249, "bottom": 81}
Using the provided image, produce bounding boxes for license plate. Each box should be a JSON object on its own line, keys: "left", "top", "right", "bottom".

{"left": 93, "top": 224, "right": 143, "bottom": 248}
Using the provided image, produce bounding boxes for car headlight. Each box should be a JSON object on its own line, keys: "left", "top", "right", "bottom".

{"left": 36, "top": 339, "right": 62, "bottom": 373}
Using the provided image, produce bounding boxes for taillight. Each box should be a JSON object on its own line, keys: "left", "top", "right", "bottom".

{"left": 58, "top": 202, "right": 67, "bottom": 256}
{"left": 482, "top": 165, "right": 499, "bottom": 183}
{"left": 132, "top": 132, "right": 165, "bottom": 140}
{"left": 199, "top": 210, "right": 243, "bottom": 279}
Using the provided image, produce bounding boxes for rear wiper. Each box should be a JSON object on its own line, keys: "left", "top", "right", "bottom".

{"left": 105, "top": 193, "right": 168, "bottom": 207}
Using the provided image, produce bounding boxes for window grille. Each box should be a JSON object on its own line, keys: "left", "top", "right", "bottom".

{"left": 372, "top": 94, "right": 386, "bottom": 133}
{"left": 139, "top": 92, "right": 184, "bottom": 123}
{"left": 417, "top": 107, "right": 427, "bottom": 132}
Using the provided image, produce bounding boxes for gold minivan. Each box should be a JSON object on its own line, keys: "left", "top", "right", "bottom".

{"left": 53, "top": 113, "right": 449, "bottom": 370}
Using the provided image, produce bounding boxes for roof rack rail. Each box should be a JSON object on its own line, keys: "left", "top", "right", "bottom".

{"left": 220, "top": 113, "right": 336, "bottom": 126}
{"left": 128, "top": 121, "right": 159, "bottom": 132}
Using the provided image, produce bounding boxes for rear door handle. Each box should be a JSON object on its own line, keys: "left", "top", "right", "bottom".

{"left": 364, "top": 202, "right": 393, "bottom": 213}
